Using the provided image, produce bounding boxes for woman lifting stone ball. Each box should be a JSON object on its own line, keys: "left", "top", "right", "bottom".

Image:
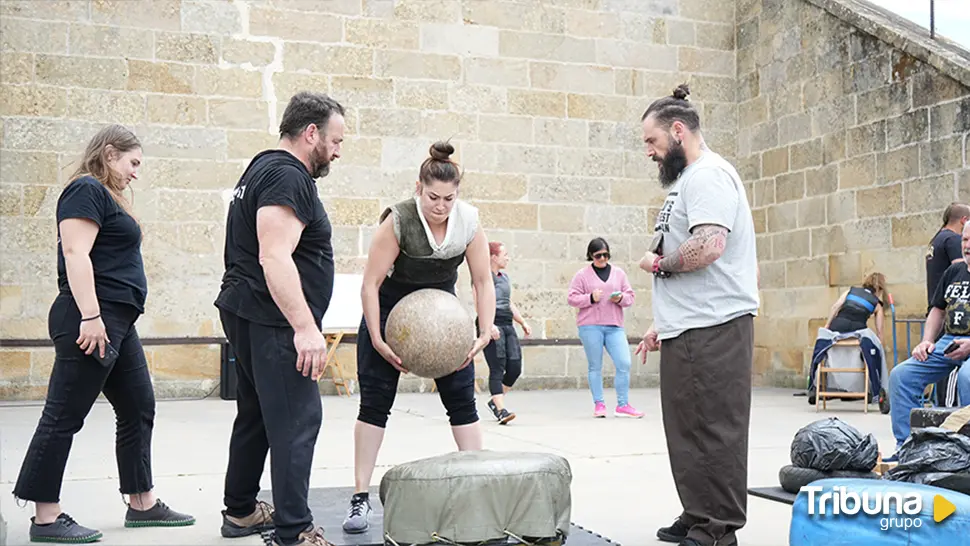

{"left": 342, "top": 140, "right": 497, "bottom": 535}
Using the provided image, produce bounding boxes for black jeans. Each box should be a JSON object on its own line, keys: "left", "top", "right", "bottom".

{"left": 220, "top": 310, "right": 322, "bottom": 544}
{"left": 14, "top": 295, "right": 155, "bottom": 503}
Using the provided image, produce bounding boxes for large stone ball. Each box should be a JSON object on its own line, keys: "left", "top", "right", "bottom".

{"left": 385, "top": 289, "right": 475, "bottom": 379}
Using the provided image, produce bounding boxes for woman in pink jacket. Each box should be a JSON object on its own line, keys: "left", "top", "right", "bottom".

{"left": 567, "top": 238, "right": 644, "bottom": 419}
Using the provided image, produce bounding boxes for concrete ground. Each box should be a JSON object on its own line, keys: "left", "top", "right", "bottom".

{"left": 0, "top": 387, "right": 898, "bottom": 546}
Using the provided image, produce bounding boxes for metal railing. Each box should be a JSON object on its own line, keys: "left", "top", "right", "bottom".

{"left": 887, "top": 293, "right": 944, "bottom": 406}
{"left": 888, "top": 293, "right": 927, "bottom": 366}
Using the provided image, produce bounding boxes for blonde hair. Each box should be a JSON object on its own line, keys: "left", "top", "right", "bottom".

{"left": 68, "top": 124, "right": 141, "bottom": 220}
{"left": 862, "top": 272, "right": 886, "bottom": 300}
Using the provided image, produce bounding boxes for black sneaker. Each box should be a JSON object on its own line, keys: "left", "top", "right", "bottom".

{"left": 487, "top": 400, "right": 501, "bottom": 420}
{"left": 29, "top": 513, "right": 103, "bottom": 543}
{"left": 678, "top": 537, "right": 738, "bottom": 546}
{"left": 657, "top": 516, "right": 690, "bottom": 542}
{"left": 497, "top": 408, "right": 516, "bottom": 425}
{"left": 124, "top": 499, "right": 195, "bottom": 528}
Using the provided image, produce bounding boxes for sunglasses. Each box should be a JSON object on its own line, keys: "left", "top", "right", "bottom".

{"left": 592, "top": 252, "right": 610, "bottom": 259}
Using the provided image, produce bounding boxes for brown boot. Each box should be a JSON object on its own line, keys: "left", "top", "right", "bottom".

{"left": 221, "top": 500, "right": 274, "bottom": 538}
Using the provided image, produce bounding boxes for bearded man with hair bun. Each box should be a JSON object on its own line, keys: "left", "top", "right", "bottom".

{"left": 635, "top": 84, "right": 760, "bottom": 546}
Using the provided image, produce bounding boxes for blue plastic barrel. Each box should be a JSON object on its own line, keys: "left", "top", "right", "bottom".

{"left": 789, "top": 478, "right": 970, "bottom": 545}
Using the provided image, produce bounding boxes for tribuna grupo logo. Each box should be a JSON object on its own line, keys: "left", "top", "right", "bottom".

{"left": 801, "top": 485, "right": 956, "bottom": 532}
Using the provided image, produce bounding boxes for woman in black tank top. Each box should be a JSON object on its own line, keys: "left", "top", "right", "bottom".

{"left": 474, "top": 242, "right": 532, "bottom": 425}
{"left": 824, "top": 272, "right": 887, "bottom": 337}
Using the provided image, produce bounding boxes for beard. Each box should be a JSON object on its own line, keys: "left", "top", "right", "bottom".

{"left": 309, "top": 146, "right": 332, "bottom": 178}
{"left": 655, "top": 139, "right": 689, "bottom": 188}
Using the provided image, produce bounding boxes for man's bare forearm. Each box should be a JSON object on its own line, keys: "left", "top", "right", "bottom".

{"left": 658, "top": 224, "right": 728, "bottom": 273}
{"left": 262, "top": 254, "right": 316, "bottom": 332}
{"left": 922, "top": 308, "right": 944, "bottom": 344}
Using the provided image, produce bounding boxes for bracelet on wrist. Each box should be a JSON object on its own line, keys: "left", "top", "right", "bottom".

{"left": 80, "top": 314, "right": 101, "bottom": 322}
{"left": 653, "top": 255, "right": 663, "bottom": 273}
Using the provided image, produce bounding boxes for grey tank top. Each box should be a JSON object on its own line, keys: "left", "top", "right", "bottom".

{"left": 494, "top": 271, "right": 513, "bottom": 324}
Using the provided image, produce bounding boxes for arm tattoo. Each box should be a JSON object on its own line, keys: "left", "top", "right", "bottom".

{"left": 658, "top": 224, "right": 729, "bottom": 273}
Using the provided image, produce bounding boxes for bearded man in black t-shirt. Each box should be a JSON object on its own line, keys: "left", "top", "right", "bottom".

{"left": 213, "top": 91, "right": 345, "bottom": 546}
{"left": 887, "top": 221, "right": 970, "bottom": 462}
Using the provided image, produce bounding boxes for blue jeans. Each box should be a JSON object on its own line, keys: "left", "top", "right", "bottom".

{"left": 889, "top": 333, "right": 970, "bottom": 450}
{"left": 578, "top": 325, "right": 632, "bottom": 406}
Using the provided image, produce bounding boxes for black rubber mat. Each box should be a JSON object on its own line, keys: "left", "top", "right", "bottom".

{"left": 748, "top": 486, "right": 797, "bottom": 505}
{"left": 257, "top": 486, "right": 621, "bottom": 545}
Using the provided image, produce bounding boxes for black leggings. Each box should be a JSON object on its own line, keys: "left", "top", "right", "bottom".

{"left": 14, "top": 295, "right": 154, "bottom": 503}
{"left": 355, "top": 292, "right": 478, "bottom": 429}
{"left": 482, "top": 323, "right": 522, "bottom": 396}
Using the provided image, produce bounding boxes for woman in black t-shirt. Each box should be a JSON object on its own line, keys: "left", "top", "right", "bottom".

{"left": 12, "top": 125, "right": 194, "bottom": 543}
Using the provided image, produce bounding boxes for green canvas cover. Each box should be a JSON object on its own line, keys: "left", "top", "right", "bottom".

{"left": 379, "top": 450, "right": 572, "bottom": 545}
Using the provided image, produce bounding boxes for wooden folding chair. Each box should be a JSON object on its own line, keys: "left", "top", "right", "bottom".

{"left": 815, "top": 338, "right": 870, "bottom": 413}
{"left": 322, "top": 330, "right": 352, "bottom": 397}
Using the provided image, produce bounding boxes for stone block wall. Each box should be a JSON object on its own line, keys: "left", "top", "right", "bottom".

{"left": 737, "top": 0, "right": 970, "bottom": 386}
{"left": 0, "top": 0, "right": 738, "bottom": 399}
{"left": 3, "top": 0, "right": 968, "bottom": 400}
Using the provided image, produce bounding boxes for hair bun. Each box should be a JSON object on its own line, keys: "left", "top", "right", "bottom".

{"left": 429, "top": 140, "right": 455, "bottom": 161}
{"left": 672, "top": 83, "right": 690, "bottom": 100}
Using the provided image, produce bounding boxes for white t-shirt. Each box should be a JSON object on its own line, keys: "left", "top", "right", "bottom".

{"left": 651, "top": 150, "right": 760, "bottom": 340}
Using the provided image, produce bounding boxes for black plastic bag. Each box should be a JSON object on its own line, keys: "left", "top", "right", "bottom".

{"left": 884, "top": 427, "right": 970, "bottom": 485}
{"left": 790, "top": 417, "right": 879, "bottom": 472}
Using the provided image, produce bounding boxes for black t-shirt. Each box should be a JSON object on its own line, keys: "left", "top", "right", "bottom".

{"left": 930, "top": 262, "right": 970, "bottom": 336}
{"left": 56, "top": 176, "right": 148, "bottom": 313}
{"left": 926, "top": 229, "right": 963, "bottom": 308}
{"left": 214, "top": 150, "right": 335, "bottom": 328}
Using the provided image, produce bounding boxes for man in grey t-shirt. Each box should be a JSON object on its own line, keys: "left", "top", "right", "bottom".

{"left": 634, "top": 84, "right": 760, "bottom": 546}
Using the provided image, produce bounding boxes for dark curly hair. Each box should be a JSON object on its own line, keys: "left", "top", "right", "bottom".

{"left": 640, "top": 83, "right": 700, "bottom": 132}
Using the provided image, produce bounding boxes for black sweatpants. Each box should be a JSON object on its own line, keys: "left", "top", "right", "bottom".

{"left": 219, "top": 310, "right": 323, "bottom": 544}
{"left": 659, "top": 314, "right": 754, "bottom": 546}
{"left": 14, "top": 295, "right": 155, "bottom": 503}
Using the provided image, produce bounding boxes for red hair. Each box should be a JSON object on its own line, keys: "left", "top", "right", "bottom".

{"left": 488, "top": 241, "right": 504, "bottom": 256}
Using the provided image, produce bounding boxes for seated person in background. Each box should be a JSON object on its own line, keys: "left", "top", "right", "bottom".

{"left": 825, "top": 272, "right": 886, "bottom": 339}
{"left": 808, "top": 273, "right": 887, "bottom": 405}
{"left": 887, "top": 221, "right": 970, "bottom": 461}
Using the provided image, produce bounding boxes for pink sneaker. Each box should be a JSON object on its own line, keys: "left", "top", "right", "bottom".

{"left": 593, "top": 402, "right": 607, "bottom": 418}
{"left": 614, "top": 404, "right": 644, "bottom": 418}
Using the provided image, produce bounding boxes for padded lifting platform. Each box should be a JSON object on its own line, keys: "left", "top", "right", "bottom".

{"left": 257, "top": 486, "right": 621, "bottom": 545}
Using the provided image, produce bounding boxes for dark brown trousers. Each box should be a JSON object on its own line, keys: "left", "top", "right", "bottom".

{"left": 659, "top": 313, "right": 754, "bottom": 546}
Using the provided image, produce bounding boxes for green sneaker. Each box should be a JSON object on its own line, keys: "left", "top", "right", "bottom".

{"left": 29, "top": 513, "right": 103, "bottom": 543}
{"left": 124, "top": 500, "right": 195, "bottom": 528}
